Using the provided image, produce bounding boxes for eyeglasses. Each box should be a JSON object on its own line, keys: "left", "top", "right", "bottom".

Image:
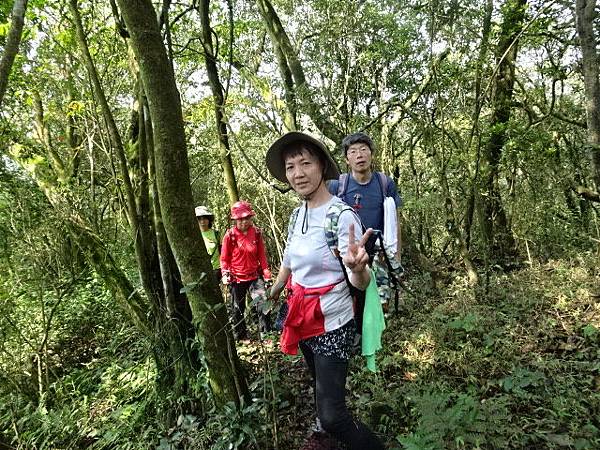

{"left": 347, "top": 147, "right": 371, "bottom": 156}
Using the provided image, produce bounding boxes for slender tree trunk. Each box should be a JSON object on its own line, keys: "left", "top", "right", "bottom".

{"left": 255, "top": 0, "right": 342, "bottom": 143}
{"left": 143, "top": 91, "right": 208, "bottom": 417}
{"left": 272, "top": 42, "right": 298, "bottom": 131}
{"left": 464, "top": 0, "right": 493, "bottom": 250}
{"left": 65, "top": 66, "right": 82, "bottom": 179}
{"left": 479, "top": 0, "right": 525, "bottom": 261}
{"left": 135, "top": 86, "right": 205, "bottom": 419}
{"left": 116, "top": 0, "right": 248, "bottom": 407}
{"left": 0, "top": 0, "right": 28, "bottom": 109}
{"left": 68, "top": 0, "right": 139, "bottom": 231}
{"left": 404, "top": 141, "right": 436, "bottom": 274}
{"left": 197, "top": 0, "right": 239, "bottom": 204}
{"left": 72, "top": 224, "right": 152, "bottom": 337}
{"left": 32, "top": 91, "right": 68, "bottom": 179}
{"left": 431, "top": 114, "right": 479, "bottom": 284}
{"left": 575, "top": 0, "right": 600, "bottom": 188}
{"left": 254, "top": 0, "right": 297, "bottom": 131}
{"left": 379, "top": 49, "right": 449, "bottom": 172}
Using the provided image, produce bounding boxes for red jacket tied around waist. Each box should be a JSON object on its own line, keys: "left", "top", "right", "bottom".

{"left": 280, "top": 281, "right": 337, "bottom": 355}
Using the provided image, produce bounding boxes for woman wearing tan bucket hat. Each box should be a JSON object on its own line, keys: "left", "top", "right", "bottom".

{"left": 266, "top": 132, "right": 384, "bottom": 449}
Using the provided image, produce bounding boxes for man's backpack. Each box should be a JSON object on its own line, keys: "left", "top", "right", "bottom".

{"left": 336, "top": 171, "right": 390, "bottom": 205}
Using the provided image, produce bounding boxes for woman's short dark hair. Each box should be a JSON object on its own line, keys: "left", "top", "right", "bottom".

{"left": 281, "top": 141, "right": 329, "bottom": 173}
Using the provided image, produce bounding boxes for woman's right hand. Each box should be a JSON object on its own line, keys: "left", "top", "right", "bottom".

{"left": 266, "top": 280, "right": 285, "bottom": 301}
{"left": 267, "top": 267, "right": 291, "bottom": 300}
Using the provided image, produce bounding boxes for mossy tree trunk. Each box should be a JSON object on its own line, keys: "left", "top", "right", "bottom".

{"left": 255, "top": 0, "right": 343, "bottom": 143}
{"left": 135, "top": 85, "right": 205, "bottom": 419}
{"left": 575, "top": 0, "right": 600, "bottom": 189}
{"left": 479, "top": 0, "right": 525, "bottom": 262}
{"left": 116, "top": 0, "right": 248, "bottom": 408}
{"left": 253, "top": 0, "right": 297, "bottom": 131}
{"left": 0, "top": 0, "right": 28, "bottom": 108}
{"left": 464, "top": 0, "right": 493, "bottom": 250}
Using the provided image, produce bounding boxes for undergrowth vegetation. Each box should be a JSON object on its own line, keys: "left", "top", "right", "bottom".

{"left": 2, "top": 253, "right": 598, "bottom": 449}
{"left": 362, "top": 253, "right": 600, "bottom": 450}
{"left": 2, "top": 0, "right": 600, "bottom": 448}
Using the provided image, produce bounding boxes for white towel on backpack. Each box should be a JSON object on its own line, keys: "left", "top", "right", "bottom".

{"left": 383, "top": 196, "right": 397, "bottom": 256}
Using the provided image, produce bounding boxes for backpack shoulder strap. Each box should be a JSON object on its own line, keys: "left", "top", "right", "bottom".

{"left": 323, "top": 202, "right": 362, "bottom": 299}
{"left": 212, "top": 229, "right": 221, "bottom": 256}
{"left": 226, "top": 227, "right": 236, "bottom": 246}
{"left": 337, "top": 173, "right": 350, "bottom": 198}
{"left": 376, "top": 172, "right": 389, "bottom": 199}
{"left": 286, "top": 205, "right": 302, "bottom": 245}
{"left": 323, "top": 202, "right": 357, "bottom": 256}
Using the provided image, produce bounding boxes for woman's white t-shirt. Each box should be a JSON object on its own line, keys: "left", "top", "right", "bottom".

{"left": 282, "top": 196, "right": 363, "bottom": 330}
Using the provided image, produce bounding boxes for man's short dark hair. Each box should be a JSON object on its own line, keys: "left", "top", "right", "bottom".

{"left": 341, "top": 132, "right": 374, "bottom": 156}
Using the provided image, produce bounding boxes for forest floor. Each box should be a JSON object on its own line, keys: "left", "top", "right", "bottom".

{"left": 2, "top": 254, "right": 599, "bottom": 449}
{"left": 235, "top": 253, "right": 600, "bottom": 449}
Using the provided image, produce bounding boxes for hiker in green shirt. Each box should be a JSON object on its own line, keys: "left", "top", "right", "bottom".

{"left": 195, "top": 205, "right": 221, "bottom": 283}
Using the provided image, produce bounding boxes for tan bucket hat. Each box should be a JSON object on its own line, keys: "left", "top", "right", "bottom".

{"left": 265, "top": 132, "right": 339, "bottom": 184}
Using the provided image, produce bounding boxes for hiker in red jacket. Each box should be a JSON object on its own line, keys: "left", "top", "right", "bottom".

{"left": 220, "top": 201, "right": 272, "bottom": 341}
{"left": 265, "top": 132, "right": 384, "bottom": 450}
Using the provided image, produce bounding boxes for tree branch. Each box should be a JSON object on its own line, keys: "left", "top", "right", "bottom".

{"left": 0, "top": 0, "right": 29, "bottom": 109}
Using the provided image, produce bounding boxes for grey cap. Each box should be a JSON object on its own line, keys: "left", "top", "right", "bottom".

{"left": 194, "top": 205, "right": 214, "bottom": 217}
{"left": 265, "top": 132, "right": 339, "bottom": 184}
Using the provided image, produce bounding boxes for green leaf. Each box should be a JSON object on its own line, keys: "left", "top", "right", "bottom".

{"left": 0, "top": 22, "right": 9, "bottom": 37}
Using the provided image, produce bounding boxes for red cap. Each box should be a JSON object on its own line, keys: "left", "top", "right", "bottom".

{"left": 230, "top": 201, "right": 255, "bottom": 219}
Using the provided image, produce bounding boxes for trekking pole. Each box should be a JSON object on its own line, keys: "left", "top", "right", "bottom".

{"left": 226, "top": 281, "right": 249, "bottom": 338}
{"left": 397, "top": 278, "right": 416, "bottom": 298}
{"left": 226, "top": 282, "right": 237, "bottom": 333}
{"left": 376, "top": 232, "right": 404, "bottom": 315}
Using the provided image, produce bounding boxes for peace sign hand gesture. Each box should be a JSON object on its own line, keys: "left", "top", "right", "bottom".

{"left": 343, "top": 224, "right": 373, "bottom": 274}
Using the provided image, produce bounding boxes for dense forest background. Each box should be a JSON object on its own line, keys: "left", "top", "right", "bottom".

{"left": 0, "top": 0, "right": 599, "bottom": 448}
